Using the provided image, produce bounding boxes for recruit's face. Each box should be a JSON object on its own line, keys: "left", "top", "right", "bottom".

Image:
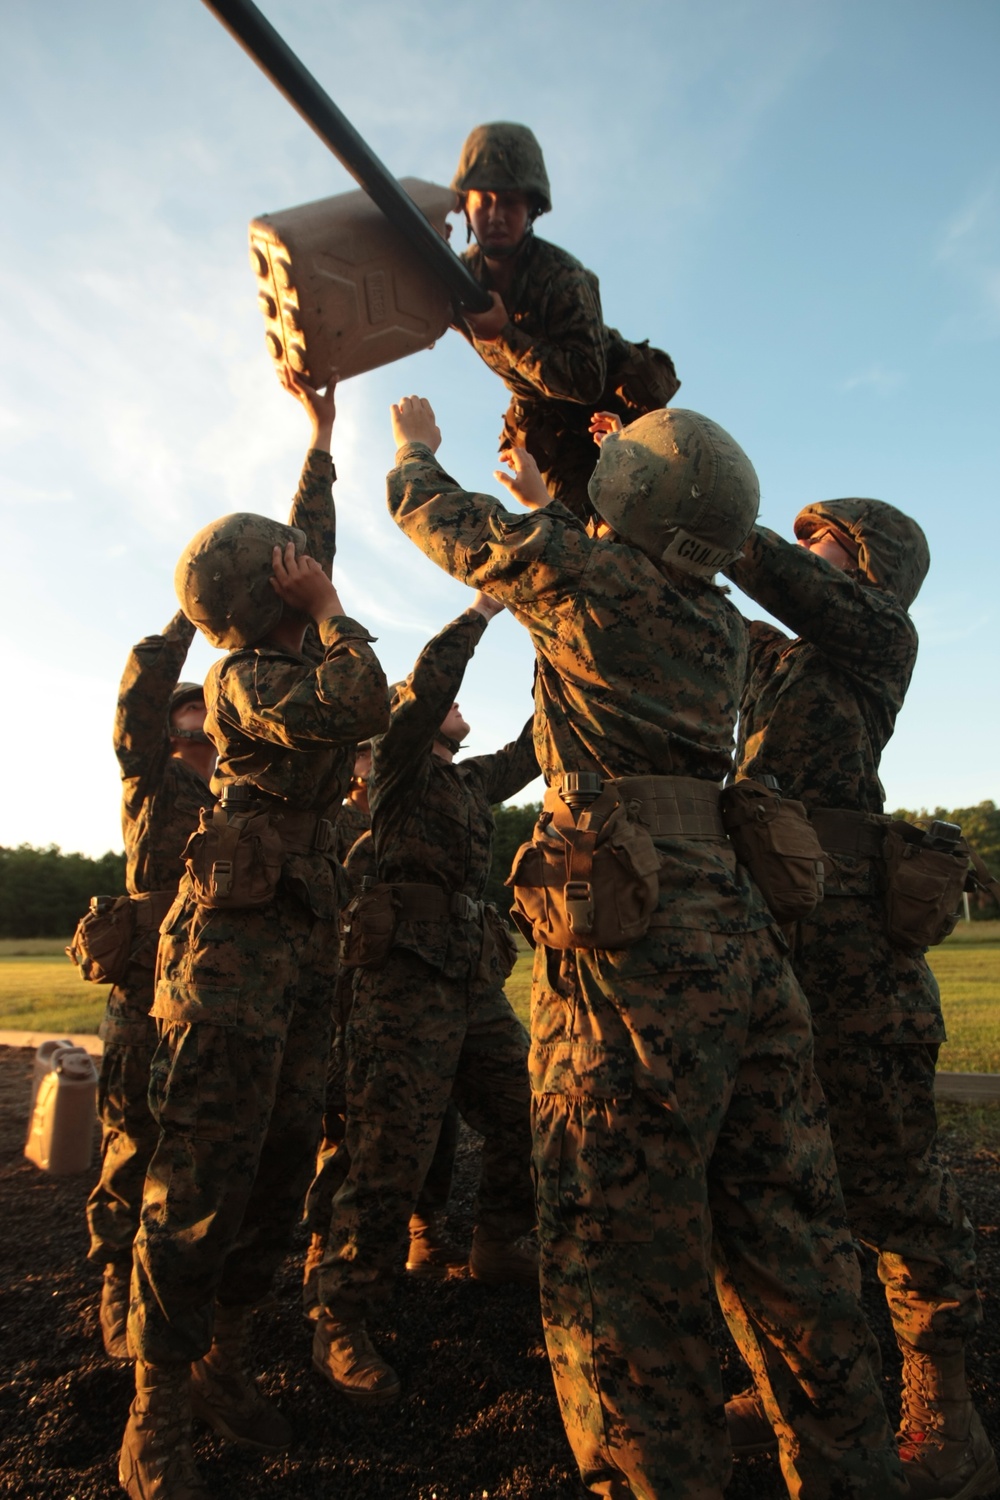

{"left": 170, "top": 700, "right": 208, "bottom": 736}
{"left": 439, "top": 702, "right": 470, "bottom": 743}
{"left": 798, "top": 528, "right": 857, "bottom": 572}
{"left": 466, "top": 190, "right": 531, "bottom": 255}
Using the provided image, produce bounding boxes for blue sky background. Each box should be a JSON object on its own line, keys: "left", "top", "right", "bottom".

{"left": 1, "top": 0, "right": 997, "bottom": 856}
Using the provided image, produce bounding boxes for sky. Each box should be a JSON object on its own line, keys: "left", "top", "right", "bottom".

{"left": 1, "top": 0, "right": 998, "bottom": 858}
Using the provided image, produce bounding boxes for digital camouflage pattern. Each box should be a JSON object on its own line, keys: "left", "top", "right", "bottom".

{"left": 302, "top": 813, "right": 460, "bottom": 1263}
{"left": 728, "top": 514, "right": 981, "bottom": 1357}
{"left": 459, "top": 236, "right": 678, "bottom": 517}
{"left": 86, "top": 611, "right": 213, "bottom": 1270}
{"left": 129, "top": 450, "right": 389, "bottom": 1366}
{"left": 386, "top": 447, "right": 904, "bottom": 1499}
{"left": 175, "top": 512, "right": 306, "bottom": 651}
{"left": 317, "top": 610, "right": 537, "bottom": 1322}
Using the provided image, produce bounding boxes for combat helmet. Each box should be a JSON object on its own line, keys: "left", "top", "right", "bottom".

{"left": 169, "top": 681, "right": 204, "bottom": 715}
{"left": 588, "top": 409, "right": 759, "bottom": 576}
{"left": 175, "top": 512, "right": 307, "bottom": 650}
{"left": 452, "top": 123, "right": 552, "bottom": 214}
{"left": 794, "top": 498, "right": 929, "bottom": 607}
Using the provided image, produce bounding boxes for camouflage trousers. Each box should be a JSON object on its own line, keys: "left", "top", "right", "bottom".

{"left": 86, "top": 971, "right": 160, "bottom": 1269}
{"left": 790, "top": 896, "right": 981, "bottom": 1356}
{"left": 317, "top": 947, "right": 535, "bottom": 1321}
{"left": 531, "top": 927, "right": 904, "bottom": 1500}
{"left": 128, "top": 888, "right": 336, "bottom": 1365}
{"left": 812, "top": 1037, "right": 981, "bottom": 1355}
{"left": 303, "top": 971, "right": 460, "bottom": 1235}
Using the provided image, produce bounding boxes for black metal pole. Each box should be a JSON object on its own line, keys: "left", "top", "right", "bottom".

{"left": 200, "top": 0, "right": 491, "bottom": 312}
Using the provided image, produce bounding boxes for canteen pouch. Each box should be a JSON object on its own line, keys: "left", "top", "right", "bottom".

{"left": 478, "top": 903, "right": 520, "bottom": 981}
{"left": 508, "top": 786, "right": 661, "bottom": 950}
{"left": 881, "top": 821, "right": 969, "bottom": 950}
{"left": 183, "top": 803, "right": 283, "bottom": 910}
{"left": 720, "top": 780, "right": 826, "bottom": 924}
{"left": 66, "top": 895, "right": 134, "bottom": 985}
{"left": 340, "top": 885, "right": 400, "bottom": 970}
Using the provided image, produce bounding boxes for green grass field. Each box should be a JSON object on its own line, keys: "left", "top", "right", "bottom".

{"left": 2, "top": 927, "right": 998, "bottom": 1074}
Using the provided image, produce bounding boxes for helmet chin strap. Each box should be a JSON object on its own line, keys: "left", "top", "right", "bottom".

{"left": 171, "top": 729, "right": 212, "bottom": 745}
{"left": 434, "top": 731, "right": 465, "bottom": 756}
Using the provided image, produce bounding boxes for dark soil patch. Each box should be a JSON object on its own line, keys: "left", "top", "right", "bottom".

{"left": 1, "top": 1044, "right": 997, "bottom": 1498}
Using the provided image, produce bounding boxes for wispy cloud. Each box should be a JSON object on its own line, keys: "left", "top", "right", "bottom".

{"left": 934, "top": 176, "right": 1000, "bottom": 339}
{"left": 840, "top": 364, "right": 904, "bottom": 395}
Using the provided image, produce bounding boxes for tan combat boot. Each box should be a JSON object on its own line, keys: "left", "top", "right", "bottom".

{"left": 302, "top": 1232, "right": 326, "bottom": 1322}
{"left": 897, "top": 1349, "right": 999, "bottom": 1499}
{"left": 312, "top": 1314, "right": 400, "bottom": 1404}
{"left": 405, "top": 1211, "right": 467, "bottom": 1278}
{"left": 100, "top": 1262, "right": 132, "bottom": 1361}
{"left": 119, "top": 1360, "right": 209, "bottom": 1499}
{"left": 189, "top": 1303, "right": 292, "bottom": 1453}
{"left": 725, "top": 1386, "right": 779, "bottom": 1457}
{"left": 468, "top": 1226, "right": 539, "bottom": 1288}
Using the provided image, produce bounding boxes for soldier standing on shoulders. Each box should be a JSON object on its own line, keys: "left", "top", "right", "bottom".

{"left": 301, "top": 748, "right": 463, "bottom": 1318}
{"left": 723, "top": 500, "right": 998, "bottom": 1500}
{"left": 118, "top": 373, "right": 389, "bottom": 1500}
{"left": 382, "top": 394, "right": 907, "bottom": 1500}
{"left": 452, "top": 122, "right": 679, "bottom": 520}
{"left": 86, "top": 622, "right": 215, "bottom": 1360}
{"left": 312, "top": 597, "right": 538, "bottom": 1404}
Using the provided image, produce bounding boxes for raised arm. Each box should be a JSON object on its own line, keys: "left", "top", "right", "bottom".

{"left": 463, "top": 712, "right": 539, "bottom": 807}
{"left": 726, "top": 526, "right": 917, "bottom": 676}
{"left": 114, "top": 609, "right": 196, "bottom": 796}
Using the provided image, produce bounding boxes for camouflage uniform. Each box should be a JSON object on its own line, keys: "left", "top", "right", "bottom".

{"left": 303, "top": 816, "right": 459, "bottom": 1248}
{"left": 86, "top": 611, "right": 211, "bottom": 1274}
{"left": 459, "top": 236, "right": 678, "bottom": 517}
{"left": 129, "top": 450, "right": 389, "bottom": 1366}
{"left": 317, "top": 609, "right": 537, "bottom": 1322}
{"left": 385, "top": 446, "right": 905, "bottom": 1500}
{"left": 727, "top": 513, "right": 981, "bottom": 1361}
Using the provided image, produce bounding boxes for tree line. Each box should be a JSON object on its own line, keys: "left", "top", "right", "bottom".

{"left": 1, "top": 799, "right": 996, "bottom": 938}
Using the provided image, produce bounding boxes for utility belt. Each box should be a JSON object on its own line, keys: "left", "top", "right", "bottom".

{"left": 808, "top": 805, "right": 975, "bottom": 951}
{"left": 183, "top": 787, "right": 334, "bottom": 910}
{"left": 340, "top": 880, "right": 516, "bottom": 977}
{"left": 67, "top": 887, "right": 177, "bottom": 985}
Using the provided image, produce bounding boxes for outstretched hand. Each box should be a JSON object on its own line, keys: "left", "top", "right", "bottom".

{"left": 270, "top": 542, "right": 343, "bottom": 623}
{"left": 463, "top": 290, "right": 509, "bottom": 342}
{"left": 281, "top": 369, "right": 337, "bottom": 452}
{"left": 391, "top": 395, "right": 442, "bottom": 453}
{"left": 589, "top": 410, "right": 623, "bottom": 446}
{"left": 494, "top": 447, "right": 551, "bottom": 511}
{"left": 471, "top": 590, "right": 505, "bottom": 622}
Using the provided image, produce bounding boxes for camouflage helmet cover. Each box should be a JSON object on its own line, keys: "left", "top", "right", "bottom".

{"left": 175, "top": 512, "right": 307, "bottom": 650}
{"left": 452, "top": 123, "right": 552, "bottom": 213}
{"left": 794, "top": 497, "right": 930, "bottom": 607}
{"left": 168, "top": 681, "right": 205, "bottom": 715}
{"left": 587, "top": 409, "right": 760, "bottom": 575}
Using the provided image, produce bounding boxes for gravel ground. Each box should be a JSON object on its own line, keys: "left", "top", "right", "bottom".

{"left": 1, "top": 1043, "right": 997, "bottom": 1499}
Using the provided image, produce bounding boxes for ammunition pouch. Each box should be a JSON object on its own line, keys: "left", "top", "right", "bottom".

{"left": 183, "top": 802, "right": 284, "bottom": 909}
{"left": 508, "top": 780, "right": 665, "bottom": 951}
{"left": 612, "top": 339, "right": 681, "bottom": 414}
{"left": 129, "top": 889, "right": 181, "bottom": 971}
{"left": 880, "top": 820, "right": 969, "bottom": 951}
{"left": 66, "top": 895, "right": 134, "bottom": 985}
{"left": 720, "top": 781, "right": 826, "bottom": 925}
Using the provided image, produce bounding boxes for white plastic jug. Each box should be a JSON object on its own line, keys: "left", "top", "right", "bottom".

{"left": 24, "top": 1042, "right": 99, "bottom": 1175}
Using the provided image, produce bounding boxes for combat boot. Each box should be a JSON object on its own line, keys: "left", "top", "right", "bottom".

{"left": 119, "top": 1359, "right": 210, "bottom": 1499}
{"left": 469, "top": 1226, "right": 539, "bottom": 1287}
{"left": 725, "top": 1386, "right": 778, "bottom": 1457}
{"left": 312, "top": 1314, "right": 400, "bottom": 1404}
{"left": 302, "top": 1232, "right": 325, "bottom": 1322}
{"left": 189, "top": 1303, "right": 292, "bottom": 1453}
{"left": 405, "top": 1211, "right": 467, "bottom": 1278}
{"left": 100, "top": 1261, "right": 132, "bottom": 1361}
{"left": 897, "top": 1348, "right": 999, "bottom": 1499}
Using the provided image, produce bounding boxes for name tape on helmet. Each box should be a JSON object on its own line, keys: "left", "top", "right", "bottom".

{"left": 660, "top": 528, "right": 739, "bottom": 577}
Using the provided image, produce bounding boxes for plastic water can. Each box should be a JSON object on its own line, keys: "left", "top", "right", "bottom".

{"left": 24, "top": 1042, "right": 99, "bottom": 1175}
{"left": 249, "top": 177, "right": 458, "bottom": 387}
